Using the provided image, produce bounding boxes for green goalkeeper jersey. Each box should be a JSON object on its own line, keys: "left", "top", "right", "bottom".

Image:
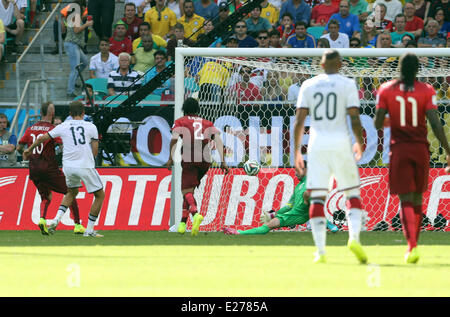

{"left": 275, "top": 176, "right": 310, "bottom": 227}
{"left": 237, "top": 176, "right": 310, "bottom": 235}
{"left": 236, "top": 176, "right": 339, "bottom": 235}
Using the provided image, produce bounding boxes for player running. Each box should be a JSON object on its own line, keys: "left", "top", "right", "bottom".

{"left": 223, "top": 165, "right": 339, "bottom": 235}
{"left": 374, "top": 52, "right": 450, "bottom": 264}
{"left": 167, "top": 97, "right": 229, "bottom": 236}
{"left": 17, "top": 102, "right": 86, "bottom": 235}
{"left": 24, "top": 101, "right": 105, "bottom": 237}
{"left": 294, "top": 49, "right": 367, "bottom": 264}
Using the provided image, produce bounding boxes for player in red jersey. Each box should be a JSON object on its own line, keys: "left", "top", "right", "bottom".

{"left": 374, "top": 53, "right": 450, "bottom": 264}
{"left": 166, "top": 97, "right": 229, "bottom": 236}
{"left": 17, "top": 102, "right": 85, "bottom": 235}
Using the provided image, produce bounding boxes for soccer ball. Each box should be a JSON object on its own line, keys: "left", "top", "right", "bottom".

{"left": 243, "top": 160, "right": 260, "bottom": 176}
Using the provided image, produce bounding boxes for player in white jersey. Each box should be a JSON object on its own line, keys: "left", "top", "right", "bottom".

{"left": 293, "top": 50, "right": 368, "bottom": 264}
{"left": 24, "top": 101, "right": 105, "bottom": 237}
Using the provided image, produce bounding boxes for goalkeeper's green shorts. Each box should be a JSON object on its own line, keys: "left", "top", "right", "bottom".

{"left": 276, "top": 208, "right": 309, "bottom": 228}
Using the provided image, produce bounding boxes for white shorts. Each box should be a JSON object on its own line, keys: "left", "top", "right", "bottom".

{"left": 306, "top": 146, "right": 360, "bottom": 192}
{"left": 63, "top": 166, "right": 104, "bottom": 193}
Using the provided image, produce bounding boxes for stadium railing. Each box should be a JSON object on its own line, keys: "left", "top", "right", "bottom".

{"left": 9, "top": 78, "right": 48, "bottom": 138}
{"left": 15, "top": 2, "right": 62, "bottom": 105}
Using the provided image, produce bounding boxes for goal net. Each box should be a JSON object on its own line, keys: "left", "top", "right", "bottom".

{"left": 173, "top": 48, "right": 450, "bottom": 233}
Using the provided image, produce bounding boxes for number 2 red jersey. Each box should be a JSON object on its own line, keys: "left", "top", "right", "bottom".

{"left": 376, "top": 80, "right": 437, "bottom": 146}
{"left": 19, "top": 121, "right": 61, "bottom": 164}
{"left": 172, "top": 115, "right": 219, "bottom": 164}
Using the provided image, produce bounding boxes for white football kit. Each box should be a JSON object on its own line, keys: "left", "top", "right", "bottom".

{"left": 296, "top": 73, "right": 361, "bottom": 192}
{"left": 48, "top": 119, "right": 103, "bottom": 193}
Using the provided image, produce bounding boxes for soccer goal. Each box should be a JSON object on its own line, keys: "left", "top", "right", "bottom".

{"left": 172, "top": 47, "right": 450, "bottom": 233}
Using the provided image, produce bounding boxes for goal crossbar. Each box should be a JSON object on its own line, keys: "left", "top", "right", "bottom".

{"left": 175, "top": 47, "right": 450, "bottom": 58}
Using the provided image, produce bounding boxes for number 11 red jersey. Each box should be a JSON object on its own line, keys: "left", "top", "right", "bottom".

{"left": 376, "top": 80, "right": 437, "bottom": 146}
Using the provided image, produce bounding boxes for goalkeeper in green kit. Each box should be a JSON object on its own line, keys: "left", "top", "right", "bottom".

{"left": 223, "top": 165, "right": 338, "bottom": 235}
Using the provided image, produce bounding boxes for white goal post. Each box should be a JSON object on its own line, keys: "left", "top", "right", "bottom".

{"left": 171, "top": 48, "right": 450, "bottom": 232}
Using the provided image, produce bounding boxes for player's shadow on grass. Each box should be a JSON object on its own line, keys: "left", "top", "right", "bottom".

{"left": 0, "top": 231, "right": 449, "bottom": 247}
{"left": 374, "top": 263, "right": 450, "bottom": 268}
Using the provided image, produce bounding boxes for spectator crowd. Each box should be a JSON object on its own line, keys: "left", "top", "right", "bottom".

{"left": 0, "top": 0, "right": 449, "bottom": 104}
{"left": 0, "top": 0, "right": 448, "bottom": 168}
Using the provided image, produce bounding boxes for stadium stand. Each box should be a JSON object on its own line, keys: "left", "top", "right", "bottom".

{"left": 0, "top": 0, "right": 448, "bottom": 146}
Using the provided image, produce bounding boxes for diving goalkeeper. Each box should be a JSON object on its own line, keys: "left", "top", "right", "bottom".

{"left": 223, "top": 166, "right": 338, "bottom": 235}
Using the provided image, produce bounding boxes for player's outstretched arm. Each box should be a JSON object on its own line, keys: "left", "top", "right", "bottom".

{"left": 294, "top": 108, "right": 308, "bottom": 175}
{"left": 348, "top": 107, "right": 364, "bottom": 161}
{"left": 23, "top": 133, "right": 51, "bottom": 160}
{"left": 426, "top": 109, "right": 450, "bottom": 173}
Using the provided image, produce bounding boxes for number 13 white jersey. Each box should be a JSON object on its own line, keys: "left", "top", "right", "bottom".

{"left": 296, "top": 73, "right": 360, "bottom": 151}
{"left": 48, "top": 119, "right": 99, "bottom": 168}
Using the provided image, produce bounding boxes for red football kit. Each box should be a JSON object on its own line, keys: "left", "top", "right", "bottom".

{"left": 19, "top": 121, "right": 68, "bottom": 198}
{"left": 172, "top": 115, "right": 219, "bottom": 190}
{"left": 121, "top": 17, "right": 143, "bottom": 41}
{"left": 405, "top": 16, "right": 424, "bottom": 33}
{"left": 311, "top": 3, "right": 339, "bottom": 26}
{"left": 234, "top": 82, "right": 262, "bottom": 105}
{"left": 376, "top": 80, "right": 437, "bottom": 194}
{"left": 109, "top": 36, "right": 133, "bottom": 57}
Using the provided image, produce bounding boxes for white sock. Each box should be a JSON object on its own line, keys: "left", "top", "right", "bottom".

{"left": 55, "top": 205, "right": 68, "bottom": 223}
{"left": 310, "top": 217, "right": 327, "bottom": 255}
{"left": 86, "top": 213, "right": 98, "bottom": 232}
{"left": 347, "top": 208, "right": 362, "bottom": 242}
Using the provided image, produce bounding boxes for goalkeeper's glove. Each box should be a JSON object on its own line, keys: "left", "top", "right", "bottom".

{"left": 260, "top": 210, "right": 275, "bottom": 224}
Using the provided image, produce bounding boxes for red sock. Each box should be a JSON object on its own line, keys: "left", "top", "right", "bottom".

{"left": 309, "top": 201, "right": 325, "bottom": 219}
{"left": 413, "top": 204, "right": 423, "bottom": 243}
{"left": 400, "top": 202, "right": 418, "bottom": 252}
{"left": 181, "top": 211, "right": 189, "bottom": 223}
{"left": 70, "top": 200, "right": 81, "bottom": 224}
{"left": 40, "top": 199, "right": 51, "bottom": 219}
{"left": 181, "top": 200, "right": 189, "bottom": 223}
{"left": 184, "top": 192, "right": 197, "bottom": 214}
{"left": 345, "top": 197, "right": 362, "bottom": 210}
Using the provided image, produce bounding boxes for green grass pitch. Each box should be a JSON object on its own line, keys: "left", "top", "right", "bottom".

{"left": 1, "top": 231, "right": 449, "bottom": 297}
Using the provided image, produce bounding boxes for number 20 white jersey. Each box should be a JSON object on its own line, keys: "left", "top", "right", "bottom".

{"left": 296, "top": 73, "right": 361, "bottom": 191}
{"left": 296, "top": 73, "right": 360, "bottom": 151}
{"left": 48, "top": 119, "right": 99, "bottom": 168}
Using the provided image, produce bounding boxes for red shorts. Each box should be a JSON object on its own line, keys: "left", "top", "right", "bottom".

{"left": 389, "top": 143, "right": 429, "bottom": 195}
{"left": 181, "top": 162, "right": 211, "bottom": 190}
{"left": 29, "top": 160, "right": 68, "bottom": 199}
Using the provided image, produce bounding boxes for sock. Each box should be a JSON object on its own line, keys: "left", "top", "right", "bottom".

{"left": 309, "top": 202, "right": 326, "bottom": 255}
{"left": 413, "top": 204, "right": 423, "bottom": 244}
{"left": 181, "top": 210, "right": 189, "bottom": 223}
{"left": 238, "top": 224, "right": 271, "bottom": 235}
{"left": 346, "top": 197, "right": 363, "bottom": 243}
{"left": 40, "top": 199, "right": 51, "bottom": 219}
{"left": 86, "top": 213, "right": 98, "bottom": 232}
{"left": 70, "top": 200, "right": 81, "bottom": 224}
{"left": 55, "top": 205, "right": 68, "bottom": 223}
{"left": 180, "top": 200, "right": 189, "bottom": 223}
{"left": 184, "top": 192, "right": 197, "bottom": 214}
{"left": 400, "top": 202, "right": 418, "bottom": 252}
